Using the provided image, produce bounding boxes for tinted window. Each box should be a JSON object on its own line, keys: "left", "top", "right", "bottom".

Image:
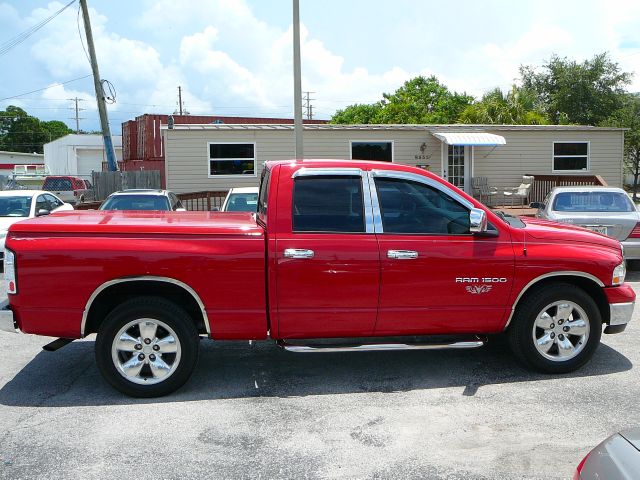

{"left": 100, "top": 195, "right": 171, "bottom": 211}
{"left": 293, "top": 176, "right": 365, "bottom": 233}
{"left": 258, "top": 168, "right": 270, "bottom": 218}
{"left": 375, "top": 177, "right": 470, "bottom": 234}
{"left": 35, "top": 195, "right": 49, "bottom": 213}
{"left": 553, "top": 191, "right": 635, "bottom": 212}
{"left": 0, "top": 196, "right": 32, "bottom": 217}
{"left": 44, "top": 194, "right": 62, "bottom": 209}
{"left": 351, "top": 142, "right": 393, "bottom": 162}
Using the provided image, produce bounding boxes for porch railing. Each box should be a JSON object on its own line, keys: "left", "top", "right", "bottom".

{"left": 176, "top": 191, "right": 227, "bottom": 211}
{"left": 527, "top": 174, "right": 608, "bottom": 203}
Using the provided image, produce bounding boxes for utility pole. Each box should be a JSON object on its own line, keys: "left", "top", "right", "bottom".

{"left": 292, "top": 0, "right": 303, "bottom": 159}
{"left": 68, "top": 97, "right": 85, "bottom": 133}
{"left": 302, "top": 91, "right": 315, "bottom": 120}
{"left": 79, "top": 0, "right": 118, "bottom": 171}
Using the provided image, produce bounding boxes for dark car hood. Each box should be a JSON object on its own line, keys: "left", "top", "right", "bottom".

{"left": 521, "top": 217, "right": 621, "bottom": 251}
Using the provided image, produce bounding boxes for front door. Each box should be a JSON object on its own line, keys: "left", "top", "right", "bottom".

{"left": 371, "top": 172, "right": 515, "bottom": 335}
{"left": 443, "top": 145, "right": 470, "bottom": 193}
{"left": 274, "top": 171, "right": 380, "bottom": 339}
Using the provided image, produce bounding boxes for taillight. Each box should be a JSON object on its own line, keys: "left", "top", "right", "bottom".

{"left": 5, "top": 249, "right": 16, "bottom": 294}
{"left": 73, "top": 190, "right": 78, "bottom": 197}
{"left": 573, "top": 452, "right": 590, "bottom": 480}
{"left": 628, "top": 223, "right": 640, "bottom": 238}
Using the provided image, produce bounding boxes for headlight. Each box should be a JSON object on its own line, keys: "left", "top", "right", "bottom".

{"left": 612, "top": 261, "right": 626, "bottom": 286}
{"left": 4, "top": 249, "right": 16, "bottom": 294}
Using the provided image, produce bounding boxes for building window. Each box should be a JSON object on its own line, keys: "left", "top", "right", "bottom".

{"left": 351, "top": 141, "right": 393, "bottom": 162}
{"left": 553, "top": 142, "right": 589, "bottom": 172}
{"left": 208, "top": 143, "right": 255, "bottom": 176}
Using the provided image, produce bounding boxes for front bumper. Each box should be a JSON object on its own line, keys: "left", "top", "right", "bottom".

{"left": 609, "top": 302, "right": 634, "bottom": 326}
{"left": 0, "top": 298, "right": 18, "bottom": 333}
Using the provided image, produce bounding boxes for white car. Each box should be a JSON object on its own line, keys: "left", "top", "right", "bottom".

{"left": 221, "top": 187, "right": 259, "bottom": 212}
{"left": 0, "top": 190, "right": 73, "bottom": 255}
{"left": 99, "top": 189, "right": 186, "bottom": 211}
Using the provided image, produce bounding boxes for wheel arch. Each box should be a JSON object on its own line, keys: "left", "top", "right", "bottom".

{"left": 82, "top": 276, "right": 210, "bottom": 337}
{"left": 504, "top": 271, "right": 609, "bottom": 330}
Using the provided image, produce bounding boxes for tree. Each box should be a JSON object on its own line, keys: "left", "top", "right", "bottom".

{"left": 331, "top": 103, "right": 383, "bottom": 124}
{"left": 459, "top": 86, "right": 549, "bottom": 125}
{"left": 604, "top": 94, "right": 640, "bottom": 199}
{"left": 0, "top": 105, "right": 72, "bottom": 153}
{"left": 331, "top": 76, "right": 473, "bottom": 124}
{"left": 520, "top": 53, "right": 632, "bottom": 125}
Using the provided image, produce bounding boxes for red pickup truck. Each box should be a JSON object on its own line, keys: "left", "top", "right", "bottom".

{"left": 0, "top": 160, "right": 635, "bottom": 397}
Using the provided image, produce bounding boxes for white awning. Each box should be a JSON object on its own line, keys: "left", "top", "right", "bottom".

{"left": 432, "top": 132, "right": 506, "bottom": 146}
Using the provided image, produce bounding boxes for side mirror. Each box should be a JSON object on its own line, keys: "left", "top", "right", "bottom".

{"left": 529, "top": 202, "right": 544, "bottom": 209}
{"left": 469, "top": 208, "right": 487, "bottom": 234}
{"left": 36, "top": 209, "right": 50, "bottom": 217}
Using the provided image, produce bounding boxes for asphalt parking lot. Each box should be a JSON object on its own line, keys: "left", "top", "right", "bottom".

{"left": 1, "top": 275, "right": 640, "bottom": 480}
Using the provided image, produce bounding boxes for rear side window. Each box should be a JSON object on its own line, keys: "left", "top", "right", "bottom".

{"left": 375, "top": 177, "right": 470, "bottom": 234}
{"left": 293, "top": 176, "right": 365, "bottom": 233}
{"left": 43, "top": 178, "right": 73, "bottom": 191}
{"left": 258, "top": 168, "right": 270, "bottom": 219}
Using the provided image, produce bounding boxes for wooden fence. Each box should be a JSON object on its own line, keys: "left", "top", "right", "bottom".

{"left": 176, "top": 191, "right": 227, "bottom": 211}
{"left": 92, "top": 170, "right": 162, "bottom": 200}
{"left": 528, "top": 174, "right": 608, "bottom": 203}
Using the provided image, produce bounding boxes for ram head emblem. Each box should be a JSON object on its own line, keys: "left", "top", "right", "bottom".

{"left": 465, "top": 284, "right": 493, "bottom": 295}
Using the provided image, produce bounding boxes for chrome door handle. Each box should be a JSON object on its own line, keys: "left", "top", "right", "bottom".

{"left": 387, "top": 250, "right": 418, "bottom": 259}
{"left": 284, "top": 248, "right": 315, "bottom": 259}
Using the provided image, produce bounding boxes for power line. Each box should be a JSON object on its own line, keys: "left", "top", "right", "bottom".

{"left": 0, "top": 0, "right": 76, "bottom": 57}
{"left": 0, "top": 74, "right": 93, "bottom": 102}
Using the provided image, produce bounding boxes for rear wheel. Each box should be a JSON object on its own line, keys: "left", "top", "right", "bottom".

{"left": 508, "top": 283, "right": 602, "bottom": 373}
{"left": 95, "top": 296, "right": 199, "bottom": 397}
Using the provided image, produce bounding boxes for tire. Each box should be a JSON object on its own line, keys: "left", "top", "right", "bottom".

{"left": 95, "top": 296, "right": 199, "bottom": 397}
{"left": 507, "top": 283, "right": 602, "bottom": 373}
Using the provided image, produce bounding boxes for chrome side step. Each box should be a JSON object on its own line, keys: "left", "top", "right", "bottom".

{"left": 278, "top": 336, "right": 486, "bottom": 353}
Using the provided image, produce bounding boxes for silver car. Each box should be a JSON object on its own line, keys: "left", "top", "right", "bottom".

{"left": 533, "top": 187, "right": 640, "bottom": 259}
{"left": 574, "top": 428, "right": 640, "bottom": 479}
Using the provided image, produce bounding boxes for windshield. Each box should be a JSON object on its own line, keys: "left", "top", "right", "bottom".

{"left": 100, "top": 195, "right": 170, "bottom": 211}
{"left": 225, "top": 193, "right": 258, "bottom": 212}
{"left": 552, "top": 191, "right": 634, "bottom": 212}
{"left": 0, "top": 196, "right": 33, "bottom": 217}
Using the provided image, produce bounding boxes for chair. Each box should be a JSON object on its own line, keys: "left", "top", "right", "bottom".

{"left": 471, "top": 177, "right": 498, "bottom": 206}
{"left": 503, "top": 175, "right": 534, "bottom": 207}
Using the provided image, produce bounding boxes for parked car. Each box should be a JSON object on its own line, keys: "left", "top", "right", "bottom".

{"left": 532, "top": 187, "right": 640, "bottom": 259}
{"left": 0, "top": 160, "right": 634, "bottom": 397}
{"left": 573, "top": 428, "right": 640, "bottom": 479}
{"left": 0, "top": 190, "right": 72, "bottom": 257}
{"left": 221, "top": 187, "right": 259, "bottom": 212}
{"left": 42, "top": 176, "right": 90, "bottom": 205}
{"left": 99, "top": 189, "right": 186, "bottom": 211}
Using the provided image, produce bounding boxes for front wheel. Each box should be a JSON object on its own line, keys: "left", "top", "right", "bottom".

{"left": 95, "top": 296, "right": 199, "bottom": 397}
{"left": 507, "top": 283, "right": 602, "bottom": 373}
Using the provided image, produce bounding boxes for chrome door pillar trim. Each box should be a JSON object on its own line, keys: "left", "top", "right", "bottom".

{"left": 503, "top": 271, "right": 605, "bottom": 330}
{"left": 81, "top": 276, "right": 210, "bottom": 337}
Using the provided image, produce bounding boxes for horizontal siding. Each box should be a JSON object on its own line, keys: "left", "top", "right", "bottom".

{"left": 164, "top": 129, "right": 623, "bottom": 193}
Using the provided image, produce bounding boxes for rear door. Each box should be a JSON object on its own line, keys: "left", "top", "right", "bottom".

{"left": 274, "top": 168, "right": 380, "bottom": 338}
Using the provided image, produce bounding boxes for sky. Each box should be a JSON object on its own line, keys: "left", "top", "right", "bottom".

{"left": 1, "top": 0, "right": 640, "bottom": 135}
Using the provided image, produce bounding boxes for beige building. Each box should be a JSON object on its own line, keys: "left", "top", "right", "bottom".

{"left": 162, "top": 124, "right": 625, "bottom": 196}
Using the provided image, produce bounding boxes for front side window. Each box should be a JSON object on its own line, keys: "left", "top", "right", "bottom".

{"left": 208, "top": 143, "right": 255, "bottom": 176}
{"left": 351, "top": 141, "right": 393, "bottom": 162}
{"left": 44, "top": 194, "right": 63, "bottom": 210}
{"left": 293, "top": 176, "right": 365, "bottom": 233}
{"left": 553, "top": 142, "right": 589, "bottom": 172}
{"left": 375, "top": 177, "right": 470, "bottom": 234}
